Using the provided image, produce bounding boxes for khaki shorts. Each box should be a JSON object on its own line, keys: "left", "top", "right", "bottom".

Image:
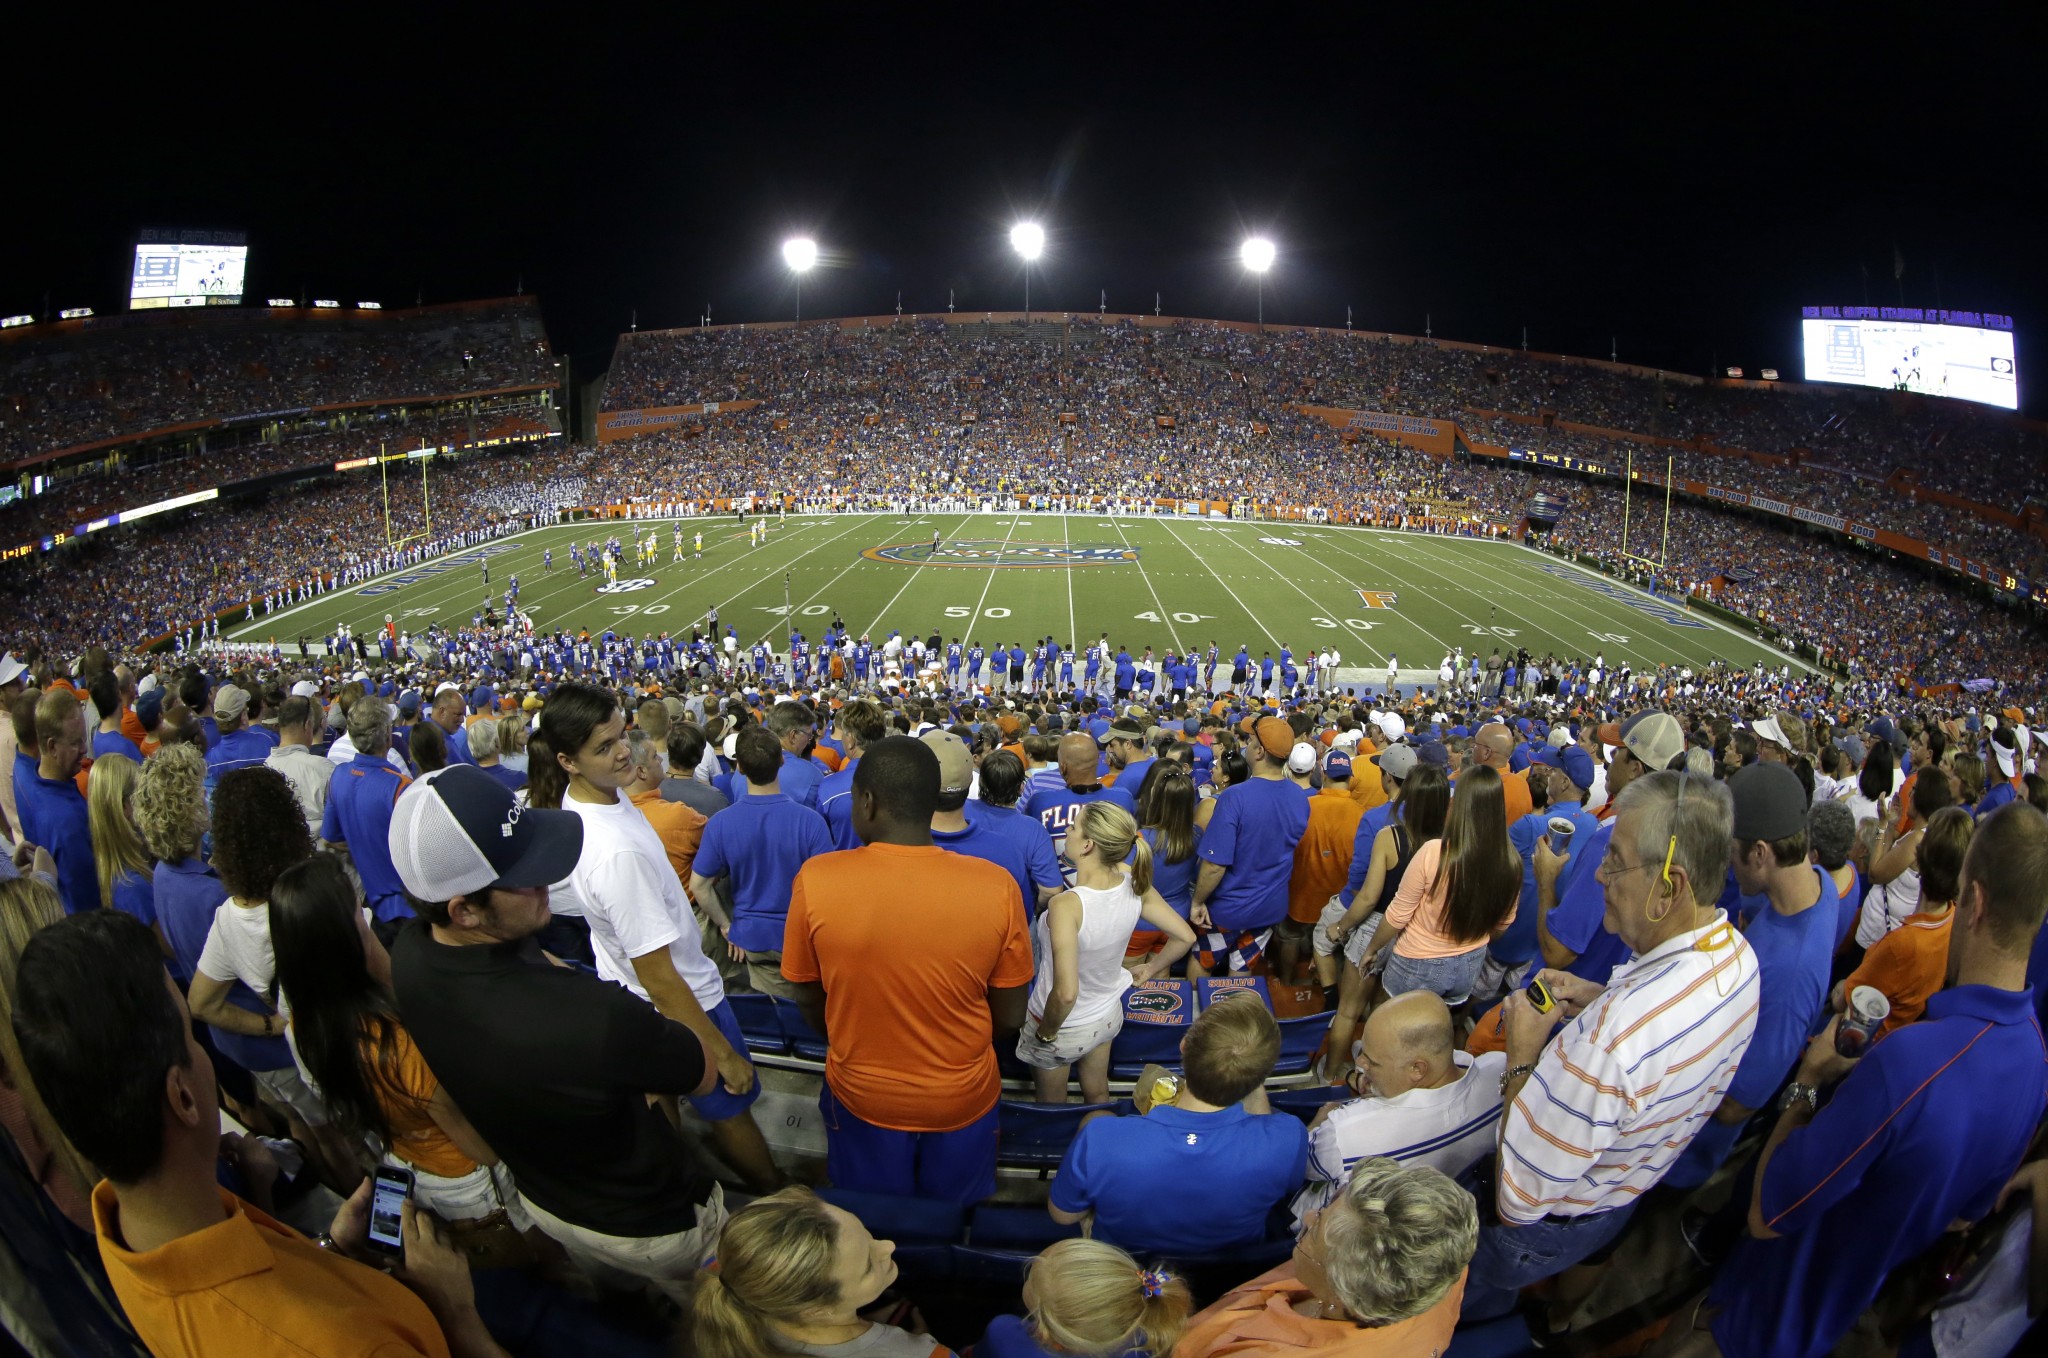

{"left": 1016, "top": 1010, "right": 1124, "bottom": 1069}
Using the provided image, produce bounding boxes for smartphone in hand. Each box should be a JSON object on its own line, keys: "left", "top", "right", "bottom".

{"left": 367, "top": 1165, "right": 414, "bottom": 1260}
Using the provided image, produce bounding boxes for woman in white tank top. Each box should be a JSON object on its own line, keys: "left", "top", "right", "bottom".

{"left": 1018, "top": 802, "right": 1198, "bottom": 1104}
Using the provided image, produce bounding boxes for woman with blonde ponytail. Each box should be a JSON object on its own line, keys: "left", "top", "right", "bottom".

{"left": 978, "top": 1239, "right": 1191, "bottom": 1358}
{"left": 694, "top": 1186, "right": 954, "bottom": 1358}
{"left": 1017, "top": 802, "right": 1197, "bottom": 1104}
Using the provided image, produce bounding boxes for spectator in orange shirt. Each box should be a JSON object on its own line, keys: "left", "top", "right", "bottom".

{"left": 1835, "top": 806, "right": 1973, "bottom": 1036}
{"left": 625, "top": 728, "right": 707, "bottom": 892}
{"left": 1177, "top": 1156, "right": 1475, "bottom": 1358}
{"left": 781, "top": 736, "right": 1034, "bottom": 1204}
{"left": 11, "top": 909, "right": 505, "bottom": 1358}
{"left": 1277, "top": 750, "right": 1366, "bottom": 985}
{"left": 1471, "top": 724, "right": 1533, "bottom": 824}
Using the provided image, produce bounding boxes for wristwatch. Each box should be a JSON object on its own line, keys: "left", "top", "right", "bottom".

{"left": 1778, "top": 1082, "right": 1819, "bottom": 1114}
{"left": 1500, "top": 1063, "right": 1536, "bottom": 1094}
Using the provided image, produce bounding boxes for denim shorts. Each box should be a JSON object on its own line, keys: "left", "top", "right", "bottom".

{"left": 1380, "top": 945, "right": 1487, "bottom": 1005}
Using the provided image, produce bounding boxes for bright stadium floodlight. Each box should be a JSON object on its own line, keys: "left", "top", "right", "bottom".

{"left": 1241, "top": 236, "right": 1276, "bottom": 331}
{"left": 1011, "top": 222, "right": 1045, "bottom": 321}
{"left": 783, "top": 236, "right": 819, "bottom": 324}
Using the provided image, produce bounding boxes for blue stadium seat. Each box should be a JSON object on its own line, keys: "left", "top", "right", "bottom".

{"left": 1195, "top": 975, "right": 1272, "bottom": 1010}
{"left": 996, "top": 1101, "right": 1114, "bottom": 1170}
{"left": 726, "top": 993, "right": 787, "bottom": 1057}
{"left": 815, "top": 1188, "right": 966, "bottom": 1245}
{"left": 968, "top": 1203, "right": 1081, "bottom": 1250}
{"left": 775, "top": 999, "right": 830, "bottom": 1062}
{"left": 1272, "top": 1011, "right": 1335, "bottom": 1076}
{"left": 1107, "top": 1020, "right": 1192, "bottom": 1080}
{"left": 1268, "top": 1084, "right": 1349, "bottom": 1123}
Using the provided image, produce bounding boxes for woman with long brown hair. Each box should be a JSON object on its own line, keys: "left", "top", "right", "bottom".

{"left": 1355, "top": 764, "right": 1520, "bottom": 1006}
{"left": 1321, "top": 762, "right": 1450, "bottom": 1086}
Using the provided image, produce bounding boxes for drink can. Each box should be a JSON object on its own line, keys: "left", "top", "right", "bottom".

{"left": 1547, "top": 816, "right": 1576, "bottom": 855}
{"left": 1834, "top": 986, "right": 1890, "bottom": 1058}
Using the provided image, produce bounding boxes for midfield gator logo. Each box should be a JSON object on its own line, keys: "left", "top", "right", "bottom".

{"left": 863, "top": 540, "right": 1139, "bottom": 568}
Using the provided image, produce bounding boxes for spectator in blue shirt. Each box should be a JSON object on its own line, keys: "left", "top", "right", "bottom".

{"left": 86, "top": 671, "right": 142, "bottom": 762}
{"left": 929, "top": 736, "right": 1063, "bottom": 920}
{"left": 1666, "top": 763, "right": 1838, "bottom": 1192}
{"left": 1189, "top": 717, "right": 1310, "bottom": 977}
{"left": 1489, "top": 747, "right": 1599, "bottom": 994}
{"left": 1025, "top": 734, "right": 1138, "bottom": 867}
{"left": 1696, "top": 803, "right": 2048, "bottom": 1358}
{"left": 1049, "top": 993, "right": 1306, "bottom": 1256}
{"left": 429, "top": 686, "right": 474, "bottom": 765}
{"left": 1101, "top": 719, "right": 1154, "bottom": 793}
{"left": 765, "top": 700, "right": 823, "bottom": 810}
{"left": 85, "top": 753, "right": 157, "bottom": 932}
{"left": 815, "top": 701, "right": 883, "bottom": 849}
{"left": 319, "top": 699, "right": 415, "bottom": 929}
{"left": 690, "top": 726, "right": 833, "bottom": 1000}
{"left": 979, "top": 1238, "right": 1192, "bottom": 1358}
{"left": 202, "top": 686, "right": 272, "bottom": 801}
{"left": 15, "top": 690, "right": 97, "bottom": 916}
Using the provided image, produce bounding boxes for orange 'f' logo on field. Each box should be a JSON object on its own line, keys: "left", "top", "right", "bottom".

{"left": 1356, "top": 590, "right": 1399, "bottom": 610}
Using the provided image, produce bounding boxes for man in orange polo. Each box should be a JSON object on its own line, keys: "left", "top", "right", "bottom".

{"left": 12, "top": 910, "right": 501, "bottom": 1357}
{"left": 782, "top": 736, "right": 1033, "bottom": 1204}
{"left": 1276, "top": 749, "right": 1366, "bottom": 984}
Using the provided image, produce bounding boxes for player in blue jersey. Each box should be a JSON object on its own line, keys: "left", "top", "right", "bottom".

{"left": 1058, "top": 645, "right": 1074, "bottom": 689}
{"left": 946, "top": 638, "right": 963, "bottom": 682}
{"left": 543, "top": 547, "right": 553, "bottom": 572}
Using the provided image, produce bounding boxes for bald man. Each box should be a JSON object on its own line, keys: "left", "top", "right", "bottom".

{"left": 1473, "top": 722, "right": 1534, "bottom": 822}
{"left": 1292, "top": 991, "right": 1506, "bottom": 1227}
{"left": 1022, "top": 732, "right": 1138, "bottom": 873}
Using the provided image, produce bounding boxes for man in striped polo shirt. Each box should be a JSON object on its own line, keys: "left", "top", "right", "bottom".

{"left": 1468, "top": 770, "right": 1761, "bottom": 1326}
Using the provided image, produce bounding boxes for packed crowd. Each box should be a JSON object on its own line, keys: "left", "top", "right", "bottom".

{"left": 0, "top": 405, "right": 557, "bottom": 546}
{"left": 3, "top": 624, "right": 2046, "bottom": 1358}
{"left": 604, "top": 317, "right": 2048, "bottom": 560}
{"left": 0, "top": 299, "right": 558, "bottom": 461}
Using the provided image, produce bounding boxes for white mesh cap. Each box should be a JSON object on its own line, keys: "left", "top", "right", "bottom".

{"left": 388, "top": 765, "right": 583, "bottom": 903}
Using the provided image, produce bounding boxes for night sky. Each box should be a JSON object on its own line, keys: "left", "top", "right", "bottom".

{"left": 12, "top": 5, "right": 2046, "bottom": 411}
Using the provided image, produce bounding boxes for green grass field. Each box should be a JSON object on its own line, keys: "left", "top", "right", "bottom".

{"left": 227, "top": 512, "right": 1803, "bottom": 683}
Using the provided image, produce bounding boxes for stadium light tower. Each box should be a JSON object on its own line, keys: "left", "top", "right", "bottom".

{"left": 1241, "top": 236, "right": 1276, "bottom": 331}
{"left": 783, "top": 236, "right": 818, "bottom": 323}
{"left": 1011, "top": 222, "right": 1045, "bottom": 322}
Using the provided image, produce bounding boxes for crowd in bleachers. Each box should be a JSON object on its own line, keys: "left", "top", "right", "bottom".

{"left": 602, "top": 318, "right": 2048, "bottom": 564}
{"left": 4, "top": 612, "right": 2047, "bottom": 1357}
{"left": 0, "top": 299, "right": 558, "bottom": 461}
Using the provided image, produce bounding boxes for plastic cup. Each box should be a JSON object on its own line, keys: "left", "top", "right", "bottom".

{"left": 1547, "top": 816, "right": 1576, "bottom": 856}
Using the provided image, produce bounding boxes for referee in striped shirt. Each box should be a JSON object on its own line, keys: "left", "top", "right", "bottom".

{"left": 1465, "top": 769, "right": 1761, "bottom": 1327}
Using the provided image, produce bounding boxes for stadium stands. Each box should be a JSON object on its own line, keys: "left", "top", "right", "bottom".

{"left": 0, "top": 297, "right": 559, "bottom": 463}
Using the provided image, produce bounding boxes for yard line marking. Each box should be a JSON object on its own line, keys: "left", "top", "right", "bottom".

{"left": 1062, "top": 511, "right": 1077, "bottom": 646}
{"left": 1176, "top": 520, "right": 1386, "bottom": 665}
{"left": 860, "top": 514, "right": 995, "bottom": 641}
{"left": 1106, "top": 516, "right": 1184, "bottom": 652}
{"left": 1150, "top": 518, "right": 1286, "bottom": 655}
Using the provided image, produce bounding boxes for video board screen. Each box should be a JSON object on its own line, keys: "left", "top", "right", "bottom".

{"left": 1800, "top": 306, "right": 2017, "bottom": 410}
{"left": 130, "top": 229, "right": 248, "bottom": 309}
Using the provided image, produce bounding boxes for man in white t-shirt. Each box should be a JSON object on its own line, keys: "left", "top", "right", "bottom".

{"left": 1293, "top": 991, "right": 1504, "bottom": 1226}
{"left": 542, "top": 682, "right": 781, "bottom": 1192}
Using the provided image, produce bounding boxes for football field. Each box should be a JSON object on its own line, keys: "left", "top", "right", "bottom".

{"left": 228, "top": 512, "right": 1804, "bottom": 683}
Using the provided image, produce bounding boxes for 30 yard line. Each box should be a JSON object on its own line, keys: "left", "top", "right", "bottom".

{"left": 1176, "top": 520, "right": 1387, "bottom": 665}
